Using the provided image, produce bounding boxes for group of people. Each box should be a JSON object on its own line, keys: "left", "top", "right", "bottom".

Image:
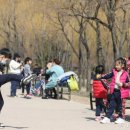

{"left": 0, "top": 48, "right": 66, "bottom": 128}
{"left": 92, "top": 57, "right": 130, "bottom": 124}
{"left": 8, "top": 53, "right": 33, "bottom": 98}
{"left": 0, "top": 48, "right": 65, "bottom": 100}
{"left": 30, "top": 60, "right": 65, "bottom": 99}
{"left": 0, "top": 48, "right": 37, "bottom": 128}
{"left": 3, "top": 47, "right": 130, "bottom": 126}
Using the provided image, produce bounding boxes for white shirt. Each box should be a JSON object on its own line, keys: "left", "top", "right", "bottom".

{"left": 9, "top": 60, "right": 21, "bottom": 74}
{"left": 114, "top": 70, "right": 123, "bottom": 89}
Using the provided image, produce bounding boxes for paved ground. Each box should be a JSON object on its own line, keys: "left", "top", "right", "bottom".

{"left": 0, "top": 83, "right": 130, "bottom": 130}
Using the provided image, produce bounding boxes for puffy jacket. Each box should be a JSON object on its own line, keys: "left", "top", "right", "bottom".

{"left": 110, "top": 69, "right": 130, "bottom": 98}
{"left": 93, "top": 80, "right": 107, "bottom": 98}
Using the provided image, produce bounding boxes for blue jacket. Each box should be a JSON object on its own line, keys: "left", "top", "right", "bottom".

{"left": 46, "top": 65, "right": 64, "bottom": 82}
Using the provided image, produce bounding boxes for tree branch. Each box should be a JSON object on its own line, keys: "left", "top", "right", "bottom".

{"left": 57, "top": 13, "right": 79, "bottom": 58}
{"left": 69, "top": 13, "right": 110, "bottom": 30}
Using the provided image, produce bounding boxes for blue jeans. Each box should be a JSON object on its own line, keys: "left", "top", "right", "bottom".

{"left": 35, "top": 81, "right": 41, "bottom": 90}
{"left": 106, "top": 90, "right": 122, "bottom": 118}
{"left": 11, "top": 81, "right": 20, "bottom": 96}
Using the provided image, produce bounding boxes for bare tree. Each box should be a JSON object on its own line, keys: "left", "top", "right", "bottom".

{"left": 0, "top": 0, "right": 24, "bottom": 55}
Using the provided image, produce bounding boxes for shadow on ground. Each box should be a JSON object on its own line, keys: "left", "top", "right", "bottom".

{"left": 85, "top": 117, "right": 95, "bottom": 121}
{"left": 125, "top": 115, "right": 130, "bottom": 122}
{"left": 4, "top": 125, "right": 28, "bottom": 129}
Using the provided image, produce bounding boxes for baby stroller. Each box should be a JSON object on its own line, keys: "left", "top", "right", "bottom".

{"left": 31, "top": 77, "right": 45, "bottom": 96}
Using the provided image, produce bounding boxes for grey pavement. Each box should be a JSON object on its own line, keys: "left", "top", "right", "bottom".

{"left": 0, "top": 83, "right": 130, "bottom": 130}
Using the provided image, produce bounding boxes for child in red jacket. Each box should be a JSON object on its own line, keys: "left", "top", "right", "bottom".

{"left": 92, "top": 65, "right": 108, "bottom": 121}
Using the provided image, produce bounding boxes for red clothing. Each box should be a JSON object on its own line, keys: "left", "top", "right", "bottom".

{"left": 93, "top": 80, "right": 107, "bottom": 98}
{"left": 109, "top": 69, "right": 130, "bottom": 98}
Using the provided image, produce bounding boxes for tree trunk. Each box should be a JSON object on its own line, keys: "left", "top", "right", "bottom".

{"left": 107, "top": 0, "right": 120, "bottom": 60}
{"left": 96, "top": 22, "right": 105, "bottom": 65}
{"left": 78, "top": 26, "right": 83, "bottom": 90}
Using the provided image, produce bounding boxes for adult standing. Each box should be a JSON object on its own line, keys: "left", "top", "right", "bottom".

{"left": 9, "top": 53, "right": 23, "bottom": 97}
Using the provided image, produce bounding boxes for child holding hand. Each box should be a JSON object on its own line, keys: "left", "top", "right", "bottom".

{"left": 99, "top": 57, "right": 130, "bottom": 124}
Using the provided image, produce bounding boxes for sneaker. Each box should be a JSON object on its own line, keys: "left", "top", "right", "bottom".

{"left": 42, "top": 95, "right": 50, "bottom": 99}
{"left": 95, "top": 116, "right": 101, "bottom": 121}
{"left": 115, "top": 117, "right": 125, "bottom": 124}
{"left": 101, "top": 113, "right": 106, "bottom": 118}
{"left": 22, "top": 74, "right": 37, "bottom": 85}
{"left": 9, "top": 95, "right": 15, "bottom": 97}
{"left": 25, "top": 94, "right": 32, "bottom": 99}
{"left": 100, "top": 117, "right": 110, "bottom": 124}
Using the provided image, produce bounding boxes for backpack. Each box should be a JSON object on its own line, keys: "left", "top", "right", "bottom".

{"left": 58, "top": 76, "right": 70, "bottom": 86}
{"left": 67, "top": 76, "right": 79, "bottom": 91}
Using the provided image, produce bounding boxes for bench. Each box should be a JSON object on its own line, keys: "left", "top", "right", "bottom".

{"left": 56, "top": 83, "right": 71, "bottom": 101}
{"left": 90, "top": 92, "right": 96, "bottom": 110}
{"left": 33, "top": 76, "right": 71, "bottom": 100}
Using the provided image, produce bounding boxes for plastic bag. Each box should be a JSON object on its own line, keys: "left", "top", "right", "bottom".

{"left": 67, "top": 76, "right": 79, "bottom": 91}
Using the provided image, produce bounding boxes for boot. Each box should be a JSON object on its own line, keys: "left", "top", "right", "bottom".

{"left": 52, "top": 88, "right": 57, "bottom": 99}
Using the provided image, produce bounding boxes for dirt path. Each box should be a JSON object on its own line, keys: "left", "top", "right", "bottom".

{"left": 0, "top": 83, "right": 130, "bottom": 130}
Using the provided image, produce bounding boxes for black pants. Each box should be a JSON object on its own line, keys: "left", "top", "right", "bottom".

{"left": 95, "top": 98, "right": 106, "bottom": 116}
{"left": 0, "top": 74, "right": 22, "bottom": 87}
{"left": 0, "top": 91, "right": 4, "bottom": 112}
{"left": 21, "top": 80, "right": 30, "bottom": 95}
{"left": 106, "top": 90, "right": 122, "bottom": 118}
{"left": 26, "top": 83, "right": 31, "bottom": 95}
{"left": 21, "top": 83, "right": 25, "bottom": 94}
{"left": 0, "top": 74, "right": 22, "bottom": 112}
